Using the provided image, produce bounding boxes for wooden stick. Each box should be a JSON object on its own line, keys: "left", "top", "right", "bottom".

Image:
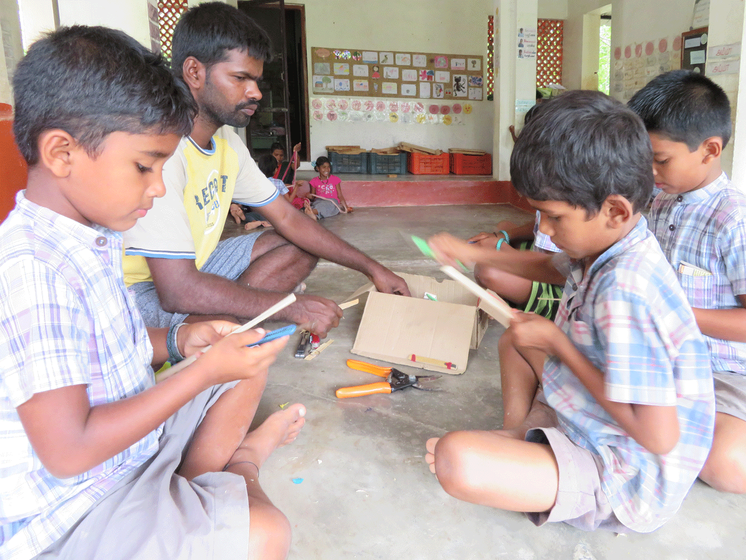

{"left": 408, "top": 354, "right": 457, "bottom": 370}
{"left": 156, "top": 293, "right": 297, "bottom": 382}
{"left": 339, "top": 298, "right": 359, "bottom": 310}
{"left": 439, "top": 265, "right": 514, "bottom": 328}
{"left": 304, "top": 338, "right": 334, "bottom": 361}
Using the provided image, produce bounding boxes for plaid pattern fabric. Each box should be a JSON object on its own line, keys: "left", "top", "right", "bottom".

{"left": 650, "top": 173, "right": 746, "bottom": 374}
{"left": 544, "top": 217, "right": 714, "bottom": 533}
{"left": 0, "top": 192, "right": 161, "bottom": 560}
{"left": 532, "top": 210, "right": 561, "bottom": 253}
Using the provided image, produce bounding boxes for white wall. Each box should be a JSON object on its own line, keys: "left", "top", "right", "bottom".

{"left": 301, "top": 0, "right": 494, "bottom": 162}
{"left": 0, "top": 0, "right": 23, "bottom": 104}
{"left": 538, "top": 0, "right": 567, "bottom": 20}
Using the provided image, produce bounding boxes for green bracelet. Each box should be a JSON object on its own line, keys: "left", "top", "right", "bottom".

{"left": 497, "top": 230, "right": 510, "bottom": 244}
{"left": 496, "top": 238, "right": 506, "bottom": 250}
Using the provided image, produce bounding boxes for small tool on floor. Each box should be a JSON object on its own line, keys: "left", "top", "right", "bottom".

{"left": 294, "top": 330, "right": 311, "bottom": 359}
{"left": 336, "top": 359, "right": 441, "bottom": 399}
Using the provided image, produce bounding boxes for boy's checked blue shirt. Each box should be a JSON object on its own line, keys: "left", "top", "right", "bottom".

{"left": 0, "top": 192, "right": 161, "bottom": 560}
{"left": 650, "top": 172, "right": 746, "bottom": 375}
{"left": 544, "top": 216, "right": 715, "bottom": 533}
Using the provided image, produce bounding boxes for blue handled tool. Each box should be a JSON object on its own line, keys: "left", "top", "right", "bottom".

{"left": 248, "top": 324, "right": 297, "bottom": 347}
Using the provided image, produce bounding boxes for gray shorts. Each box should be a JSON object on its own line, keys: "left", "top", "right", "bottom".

{"left": 524, "top": 427, "right": 627, "bottom": 533}
{"left": 37, "top": 382, "right": 249, "bottom": 560}
{"left": 311, "top": 198, "right": 340, "bottom": 219}
{"left": 714, "top": 371, "right": 746, "bottom": 422}
{"left": 129, "top": 232, "right": 263, "bottom": 328}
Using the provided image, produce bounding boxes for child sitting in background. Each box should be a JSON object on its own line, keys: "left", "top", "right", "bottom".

{"left": 0, "top": 25, "right": 304, "bottom": 560}
{"left": 305, "top": 156, "right": 351, "bottom": 220}
{"left": 629, "top": 70, "right": 746, "bottom": 494}
{"left": 470, "top": 99, "right": 563, "bottom": 321}
{"left": 230, "top": 153, "right": 303, "bottom": 230}
{"left": 424, "top": 90, "right": 714, "bottom": 534}
{"left": 270, "top": 141, "right": 301, "bottom": 186}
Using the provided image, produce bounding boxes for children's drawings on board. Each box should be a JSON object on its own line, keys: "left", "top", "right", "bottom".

{"left": 353, "top": 80, "right": 369, "bottom": 92}
{"left": 433, "top": 83, "right": 444, "bottom": 99}
{"left": 379, "top": 52, "right": 394, "bottom": 65}
{"left": 334, "top": 79, "right": 350, "bottom": 92}
{"left": 450, "top": 58, "right": 466, "bottom": 70}
{"left": 452, "top": 74, "right": 467, "bottom": 97}
{"left": 362, "top": 51, "right": 378, "bottom": 63}
{"left": 383, "top": 66, "right": 399, "bottom": 79}
{"left": 413, "top": 54, "right": 427, "bottom": 67}
{"left": 434, "top": 55, "right": 448, "bottom": 68}
{"left": 419, "top": 82, "right": 431, "bottom": 98}
{"left": 435, "top": 71, "right": 450, "bottom": 83}
{"left": 467, "top": 58, "right": 481, "bottom": 71}
{"left": 382, "top": 82, "right": 398, "bottom": 95}
{"left": 419, "top": 69, "right": 434, "bottom": 81}
{"left": 313, "top": 75, "right": 333, "bottom": 94}
{"left": 314, "top": 62, "right": 330, "bottom": 74}
{"left": 333, "top": 63, "right": 349, "bottom": 75}
{"left": 395, "top": 53, "right": 412, "bottom": 65}
{"left": 401, "top": 84, "right": 416, "bottom": 96}
{"left": 402, "top": 69, "right": 417, "bottom": 81}
{"left": 353, "top": 65, "right": 369, "bottom": 77}
{"left": 468, "top": 87, "right": 482, "bottom": 100}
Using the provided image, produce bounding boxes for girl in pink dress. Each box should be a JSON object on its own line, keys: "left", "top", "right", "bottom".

{"left": 306, "top": 157, "right": 352, "bottom": 219}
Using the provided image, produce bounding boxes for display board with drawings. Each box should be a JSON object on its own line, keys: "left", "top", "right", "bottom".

{"left": 311, "top": 47, "right": 484, "bottom": 101}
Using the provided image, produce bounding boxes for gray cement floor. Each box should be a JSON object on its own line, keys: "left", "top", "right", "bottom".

{"left": 231, "top": 205, "right": 746, "bottom": 560}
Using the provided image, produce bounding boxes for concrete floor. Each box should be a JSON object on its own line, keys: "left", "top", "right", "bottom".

{"left": 231, "top": 205, "right": 746, "bottom": 560}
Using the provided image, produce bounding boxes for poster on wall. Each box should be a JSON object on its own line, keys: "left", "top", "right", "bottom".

{"left": 311, "top": 46, "right": 483, "bottom": 100}
{"left": 517, "top": 27, "right": 537, "bottom": 60}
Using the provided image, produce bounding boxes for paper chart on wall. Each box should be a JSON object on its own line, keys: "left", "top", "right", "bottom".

{"left": 413, "top": 54, "right": 427, "bottom": 67}
{"left": 383, "top": 67, "right": 399, "bottom": 79}
{"left": 333, "top": 63, "right": 350, "bottom": 75}
{"left": 382, "top": 82, "right": 398, "bottom": 95}
{"left": 402, "top": 69, "right": 418, "bottom": 81}
{"left": 420, "top": 82, "right": 431, "bottom": 98}
{"left": 379, "top": 52, "right": 394, "bottom": 65}
{"left": 395, "top": 53, "right": 412, "bottom": 65}
{"left": 353, "top": 64, "right": 369, "bottom": 77}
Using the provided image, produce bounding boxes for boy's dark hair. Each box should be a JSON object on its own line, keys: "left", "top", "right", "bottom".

{"left": 13, "top": 26, "right": 196, "bottom": 166}
{"left": 172, "top": 2, "right": 272, "bottom": 82}
{"left": 270, "top": 142, "right": 285, "bottom": 154}
{"left": 628, "top": 70, "right": 732, "bottom": 150}
{"left": 511, "top": 90, "right": 653, "bottom": 215}
{"left": 314, "top": 156, "right": 332, "bottom": 173}
{"left": 257, "top": 153, "right": 278, "bottom": 177}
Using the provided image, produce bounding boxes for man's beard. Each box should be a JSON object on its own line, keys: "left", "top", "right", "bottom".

{"left": 201, "top": 98, "right": 259, "bottom": 129}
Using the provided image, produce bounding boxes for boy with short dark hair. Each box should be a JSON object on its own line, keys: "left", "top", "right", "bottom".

{"left": 1, "top": 26, "right": 304, "bottom": 560}
{"left": 629, "top": 70, "right": 746, "bottom": 494}
{"left": 424, "top": 90, "right": 715, "bottom": 533}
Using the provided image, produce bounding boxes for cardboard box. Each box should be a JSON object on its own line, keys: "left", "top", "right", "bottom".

{"left": 348, "top": 272, "right": 494, "bottom": 375}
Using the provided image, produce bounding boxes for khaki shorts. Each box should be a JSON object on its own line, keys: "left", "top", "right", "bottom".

{"left": 714, "top": 371, "right": 746, "bottom": 422}
{"left": 524, "top": 427, "right": 627, "bottom": 532}
{"left": 37, "top": 382, "right": 250, "bottom": 560}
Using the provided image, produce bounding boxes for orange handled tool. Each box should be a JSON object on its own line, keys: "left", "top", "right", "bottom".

{"left": 335, "top": 359, "right": 441, "bottom": 399}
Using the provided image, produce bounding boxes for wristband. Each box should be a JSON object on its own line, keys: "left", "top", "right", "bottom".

{"left": 496, "top": 238, "right": 506, "bottom": 250}
{"left": 497, "top": 230, "right": 510, "bottom": 244}
{"left": 167, "top": 323, "right": 186, "bottom": 363}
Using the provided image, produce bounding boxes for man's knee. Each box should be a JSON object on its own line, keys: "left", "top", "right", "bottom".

{"left": 701, "top": 445, "right": 746, "bottom": 494}
{"left": 248, "top": 502, "right": 292, "bottom": 559}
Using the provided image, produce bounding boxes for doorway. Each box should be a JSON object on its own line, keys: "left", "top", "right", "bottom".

{"left": 238, "top": 1, "right": 309, "bottom": 162}
{"left": 580, "top": 4, "right": 612, "bottom": 92}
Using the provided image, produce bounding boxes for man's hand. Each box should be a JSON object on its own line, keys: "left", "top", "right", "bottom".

{"left": 510, "top": 312, "right": 564, "bottom": 355}
{"left": 293, "top": 142, "right": 302, "bottom": 153}
{"left": 369, "top": 268, "right": 411, "bottom": 296}
{"left": 229, "top": 203, "right": 245, "bottom": 225}
{"left": 285, "top": 294, "right": 343, "bottom": 337}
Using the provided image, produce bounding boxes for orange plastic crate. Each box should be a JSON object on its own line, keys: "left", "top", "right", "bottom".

{"left": 449, "top": 153, "right": 492, "bottom": 175}
{"left": 407, "top": 152, "right": 450, "bottom": 175}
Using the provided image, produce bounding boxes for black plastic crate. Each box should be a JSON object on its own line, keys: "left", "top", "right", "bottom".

{"left": 327, "top": 151, "right": 368, "bottom": 174}
{"left": 368, "top": 152, "right": 408, "bottom": 174}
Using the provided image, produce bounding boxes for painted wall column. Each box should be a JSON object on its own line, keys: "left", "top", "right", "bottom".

{"left": 492, "top": 0, "right": 538, "bottom": 181}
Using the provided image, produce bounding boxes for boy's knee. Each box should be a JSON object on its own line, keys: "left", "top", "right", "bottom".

{"left": 497, "top": 326, "right": 517, "bottom": 355}
{"left": 434, "top": 432, "right": 487, "bottom": 497}
{"left": 701, "top": 445, "right": 746, "bottom": 494}
{"left": 248, "top": 503, "right": 292, "bottom": 559}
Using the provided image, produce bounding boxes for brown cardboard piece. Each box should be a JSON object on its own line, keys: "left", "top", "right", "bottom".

{"left": 349, "top": 272, "right": 493, "bottom": 375}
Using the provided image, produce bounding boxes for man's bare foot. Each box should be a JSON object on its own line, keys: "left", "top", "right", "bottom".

{"left": 425, "top": 437, "right": 439, "bottom": 474}
{"left": 227, "top": 404, "right": 307, "bottom": 471}
{"left": 244, "top": 220, "right": 263, "bottom": 231}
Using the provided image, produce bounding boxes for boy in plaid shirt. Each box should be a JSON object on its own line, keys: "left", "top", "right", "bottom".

{"left": 424, "top": 91, "right": 715, "bottom": 532}
{"left": 1, "top": 26, "right": 304, "bottom": 560}
{"left": 629, "top": 70, "right": 746, "bottom": 494}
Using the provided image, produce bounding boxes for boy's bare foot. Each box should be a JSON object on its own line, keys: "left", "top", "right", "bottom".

{"left": 227, "top": 404, "right": 307, "bottom": 471}
{"left": 260, "top": 221, "right": 272, "bottom": 228}
{"left": 425, "top": 437, "right": 439, "bottom": 474}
